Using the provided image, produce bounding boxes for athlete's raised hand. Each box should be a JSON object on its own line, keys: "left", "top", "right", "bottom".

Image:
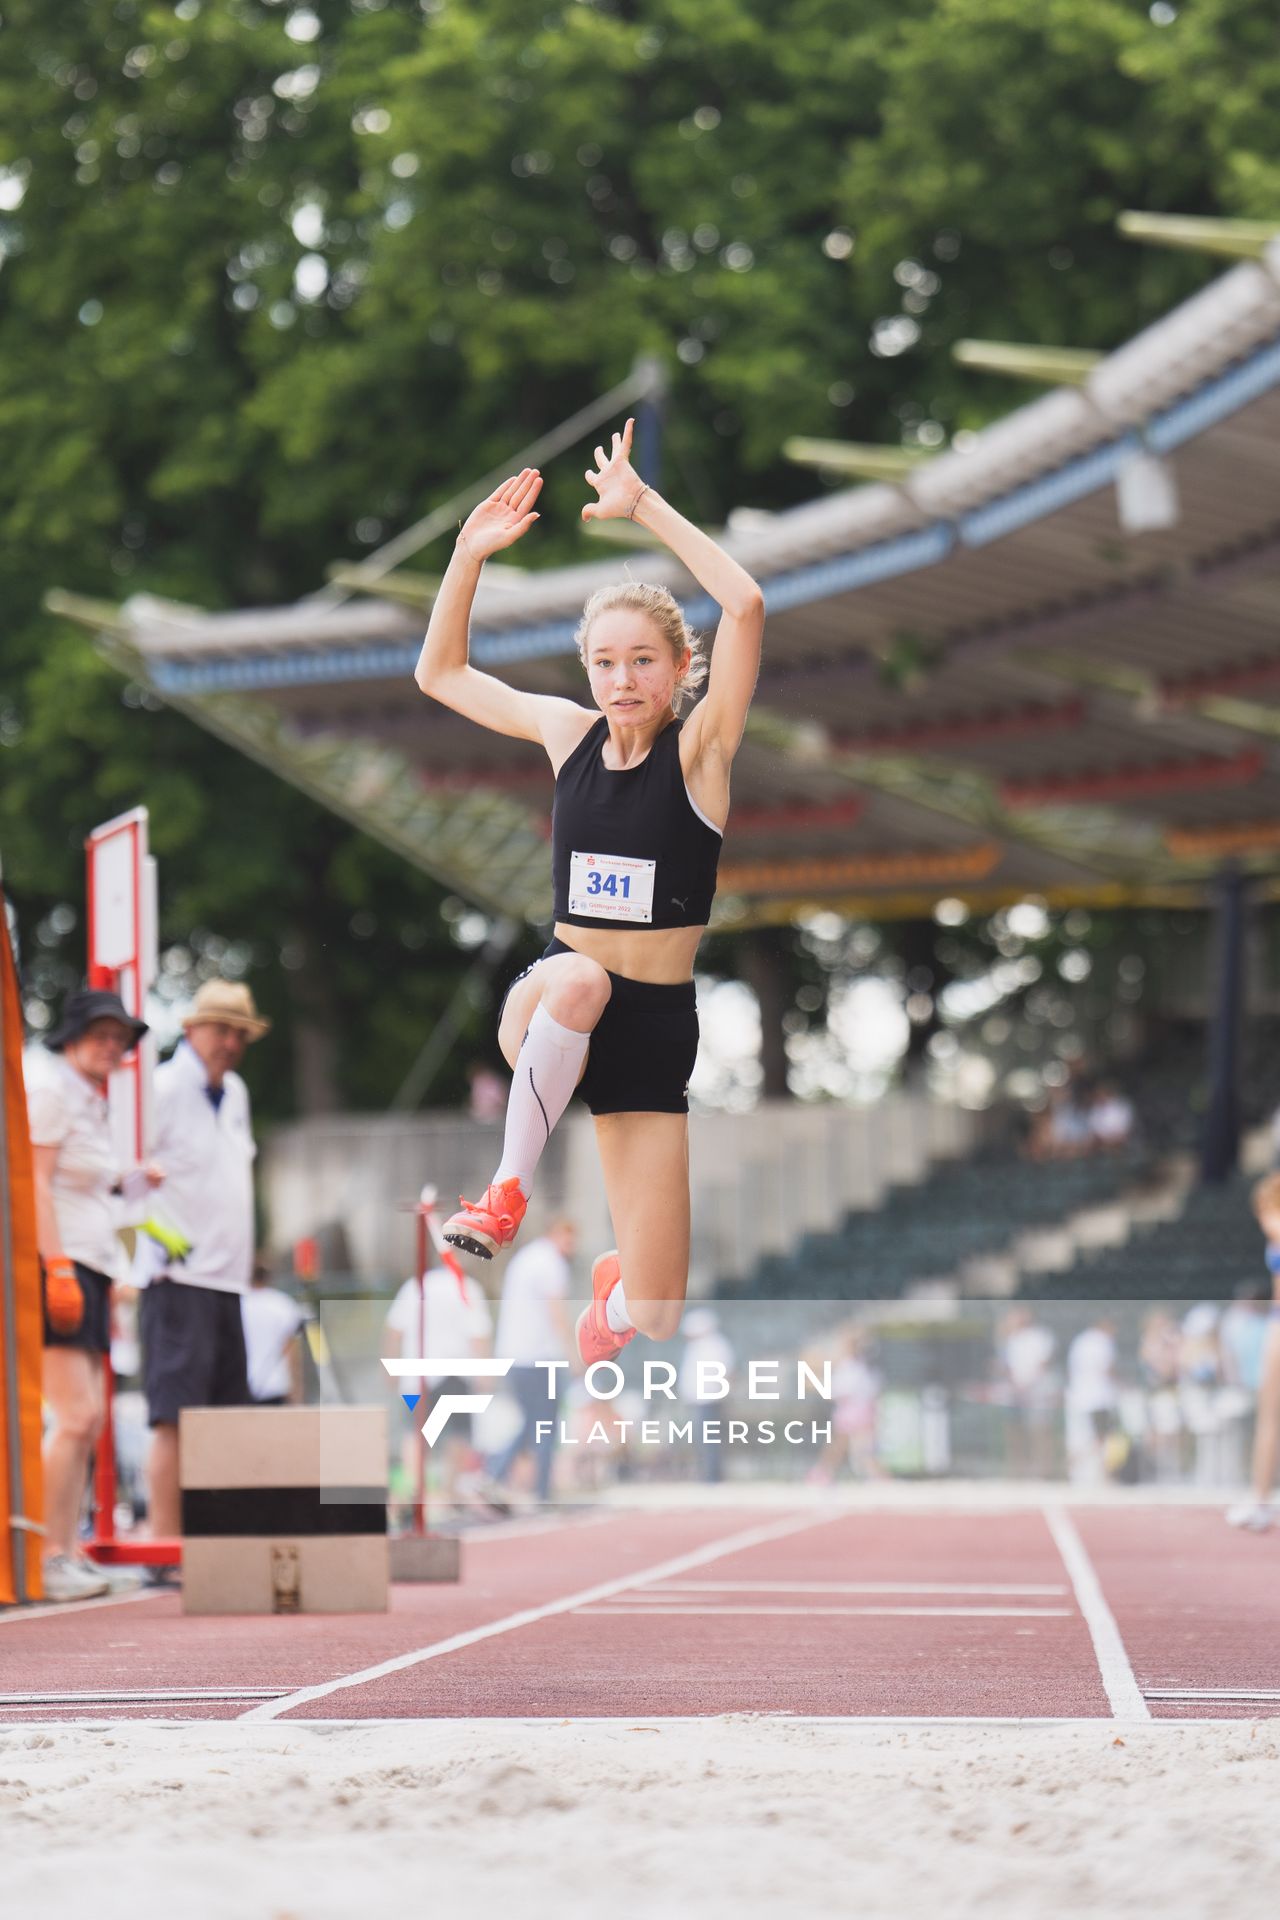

{"left": 459, "top": 469, "right": 542, "bottom": 561}
{"left": 581, "top": 418, "right": 646, "bottom": 522}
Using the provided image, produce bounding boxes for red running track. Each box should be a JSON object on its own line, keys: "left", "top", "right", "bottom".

{"left": 1, "top": 1504, "right": 1277, "bottom": 1724}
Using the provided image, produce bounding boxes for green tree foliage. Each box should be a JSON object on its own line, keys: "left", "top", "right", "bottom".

{"left": 1, "top": 0, "right": 1275, "bottom": 1115}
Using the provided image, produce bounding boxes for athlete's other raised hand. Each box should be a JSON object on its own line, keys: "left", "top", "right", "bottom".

{"left": 581, "top": 418, "right": 646, "bottom": 522}
{"left": 459, "top": 468, "right": 542, "bottom": 561}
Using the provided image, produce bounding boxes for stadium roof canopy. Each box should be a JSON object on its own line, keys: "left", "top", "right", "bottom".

{"left": 57, "top": 227, "right": 1280, "bottom": 928}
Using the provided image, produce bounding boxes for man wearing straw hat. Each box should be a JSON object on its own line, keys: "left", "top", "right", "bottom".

{"left": 138, "top": 979, "right": 270, "bottom": 1548}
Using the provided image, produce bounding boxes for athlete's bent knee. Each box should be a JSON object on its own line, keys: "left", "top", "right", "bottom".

{"left": 627, "top": 1297, "right": 685, "bottom": 1344}
{"left": 542, "top": 956, "right": 611, "bottom": 1030}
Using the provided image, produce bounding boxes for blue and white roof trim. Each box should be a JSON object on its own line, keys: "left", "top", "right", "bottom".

{"left": 130, "top": 248, "right": 1280, "bottom": 698}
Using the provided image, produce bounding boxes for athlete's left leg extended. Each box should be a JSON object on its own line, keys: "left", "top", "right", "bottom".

{"left": 591, "top": 1110, "right": 691, "bottom": 1345}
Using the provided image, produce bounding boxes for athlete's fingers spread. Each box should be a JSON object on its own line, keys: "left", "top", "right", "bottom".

{"left": 581, "top": 503, "right": 596, "bottom": 521}
{"left": 622, "top": 416, "right": 635, "bottom": 450}
{"left": 594, "top": 444, "right": 609, "bottom": 468}
{"left": 585, "top": 468, "right": 600, "bottom": 489}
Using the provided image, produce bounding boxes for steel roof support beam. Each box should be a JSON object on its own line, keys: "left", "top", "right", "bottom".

{"left": 781, "top": 440, "right": 930, "bottom": 482}
{"left": 1118, "top": 211, "right": 1280, "bottom": 260}
{"left": 951, "top": 341, "right": 1103, "bottom": 386}
{"left": 319, "top": 355, "right": 665, "bottom": 605}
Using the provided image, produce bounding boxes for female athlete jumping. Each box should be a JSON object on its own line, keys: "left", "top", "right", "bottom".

{"left": 416, "top": 419, "right": 764, "bottom": 1364}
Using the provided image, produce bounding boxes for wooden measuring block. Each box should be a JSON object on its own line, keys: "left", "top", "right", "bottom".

{"left": 179, "top": 1406, "right": 388, "bottom": 1615}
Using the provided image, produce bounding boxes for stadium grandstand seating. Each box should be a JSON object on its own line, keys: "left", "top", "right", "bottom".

{"left": 1017, "top": 1172, "right": 1263, "bottom": 1302}
{"left": 718, "top": 1151, "right": 1144, "bottom": 1303}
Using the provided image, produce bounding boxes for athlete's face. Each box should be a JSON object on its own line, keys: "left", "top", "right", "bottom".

{"left": 585, "top": 611, "right": 689, "bottom": 723}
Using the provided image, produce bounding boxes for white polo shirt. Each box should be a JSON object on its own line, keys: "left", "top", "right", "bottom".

{"left": 136, "top": 1040, "right": 256, "bottom": 1296}
{"left": 494, "top": 1238, "right": 571, "bottom": 1364}
{"left": 25, "top": 1051, "right": 127, "bottom": 1282}
{"left": 385, "top": 1268, "right": 493, "bottom": 1386}
{"left": 241, "top": 1285, "right": 306, "bottom": 1401}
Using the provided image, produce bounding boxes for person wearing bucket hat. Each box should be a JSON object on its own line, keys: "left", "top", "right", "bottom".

{"left": 44, "top": 987, "right": 148, "bottom": 1054}
{"left": 27, "top": 987, "right": 162, "bottom": 1601}
{"left": 137, "top": 977, "right": 271, "bottom": 1550}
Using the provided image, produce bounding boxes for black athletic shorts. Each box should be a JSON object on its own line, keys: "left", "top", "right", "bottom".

{"left": 42, "top": 1261, "right": 112, "bottom": 1356}
{"left": 501, "top": 937, "right": 699, "bottom": 1116}
{"left": 140, "top": 1276, "right": 251, "bottom": 1428}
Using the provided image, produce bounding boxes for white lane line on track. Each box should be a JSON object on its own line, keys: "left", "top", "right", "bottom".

{"left": 1043, "top": 1504, "right": 1148, "bottom": 1721}
{"left": 627, "top": 1581, "right": 1070, "bottom": 1597}
{"left": 238, "top": 1507, "right": 850, "bottom": 1724}
{"left": 1144, "top": 1688, "right": 1280, "bottom": 1701}
{"left": 0, "top": 1688, "right": 287, "bottom": 1705}
{"left": 0, "top": 1587, "right": 162, "bottom": 1627}
{"left": 6, "top": 1715, "right": 1265, "bottom": 1731}
{"left": 576, "top": 1605, "right": 1074, "bottom": 1618}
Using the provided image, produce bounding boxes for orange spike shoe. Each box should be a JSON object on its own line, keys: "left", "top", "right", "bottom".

{"left": 442, "top": 1177, "right": 528, "bottom": 1260}
{"left": 575, "top": 1249, "right": 636, "bottom": 1366}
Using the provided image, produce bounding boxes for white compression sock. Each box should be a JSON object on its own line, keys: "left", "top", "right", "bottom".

{"left": 493, "top": 1004, "right": 591, "bottom": 1196}
{"left": 605, "top": 1280, "right": 634, "bottom": 1335}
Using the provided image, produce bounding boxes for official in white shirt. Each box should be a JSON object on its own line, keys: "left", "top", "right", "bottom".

{"left": 27, "top": 988, "right": 159, "bottom": 1603}
{"left": 138, "top": 978, "right": 269, "bottom": 1543}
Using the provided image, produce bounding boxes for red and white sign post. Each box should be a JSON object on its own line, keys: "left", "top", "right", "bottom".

{"left": 85, "top": 808, "right": 174, "bottom": 1566}
{"left": 86, "top": 807, "right": 157, "bottom": 1164}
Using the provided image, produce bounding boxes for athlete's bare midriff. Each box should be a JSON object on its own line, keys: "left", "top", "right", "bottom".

{"left": 551, "top": 920, "right": 706, "bottom": 984}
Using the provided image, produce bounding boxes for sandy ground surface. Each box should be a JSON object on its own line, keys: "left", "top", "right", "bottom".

{"left": 3, "top": 1716, "right": 1278, "bottom": 1919}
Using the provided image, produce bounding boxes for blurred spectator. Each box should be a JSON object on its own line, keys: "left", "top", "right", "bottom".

{"left": 240, "top": 1260, "right": 306, "bottom": 1406}
{"left": 137, "top": 979, "right": 269, "bottom": 1550}
{"left": 489, "top": 1218, "right": 576, "bottom": 1502}
{"left": 1220, "top": 1281, "right": 1271, "bottom": 1393}
{"left": 383, "top": 1259, "right": 495, "bottom": 1512}
{"left": 1065, "top": 1313, "right": 1118, "bottom": 1484}
{"left": 27, "top": 988, "right": 158, "bottom": 1601}
{"left": 1179, "top": 1303, "right": 1228, "bottom": 1489}
{"left": 466, "top": 1061, "right": 507, "bottom": 1125}
{"left": 1227, "top": 1174, "right": 1280, "bottom": 1532}
{"left": 1179, "top": 1302, "right": 1222, "bottom": 1389}
{"left": 1138, "top": 1310, "right": 1182, "bottom": 1391}
{"left": 1089, "top": 1082, "right": 1135, "bottom": 1153}
{"left": 833, "top": 1327, "right": 882, "bottom": 1480}
{"left": 384, "top": 1256, "right": 494, "bottom": 1513}
{"left": 999, "top": 1307, "right": 1058, "bottom": 1478}
{"left": 679, "top": 1306, "right": 736, "bottom": 1483}
{"left": 1028, "top": 1085, "right": 1093, "bottom": 1162}
{"left": 1138, "top": 1310, "right": 1184, "bottom": 1482}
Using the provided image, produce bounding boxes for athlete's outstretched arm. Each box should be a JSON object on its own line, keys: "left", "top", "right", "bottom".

{"left": 415, "top": 469, "right": 587, "bottom": 752}
{"left": 583, "top": 420, "right": 765, "bottom": 761}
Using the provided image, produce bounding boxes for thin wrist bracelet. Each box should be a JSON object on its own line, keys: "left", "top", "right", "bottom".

{"left": 628, "top": 484, "right": 650, "bottom": 521}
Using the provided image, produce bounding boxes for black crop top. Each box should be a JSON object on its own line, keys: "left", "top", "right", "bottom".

{"left": 551, "top": 716, "right": 722, "bottom": 930}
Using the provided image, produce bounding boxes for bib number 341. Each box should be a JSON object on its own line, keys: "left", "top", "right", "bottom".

{"left": 568, "top": 851, "right": 656, "bottom": 924}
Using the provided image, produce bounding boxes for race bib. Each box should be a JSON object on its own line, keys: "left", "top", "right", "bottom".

{"left": 568, "top": 851, "right": 656, "bottom": 924}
